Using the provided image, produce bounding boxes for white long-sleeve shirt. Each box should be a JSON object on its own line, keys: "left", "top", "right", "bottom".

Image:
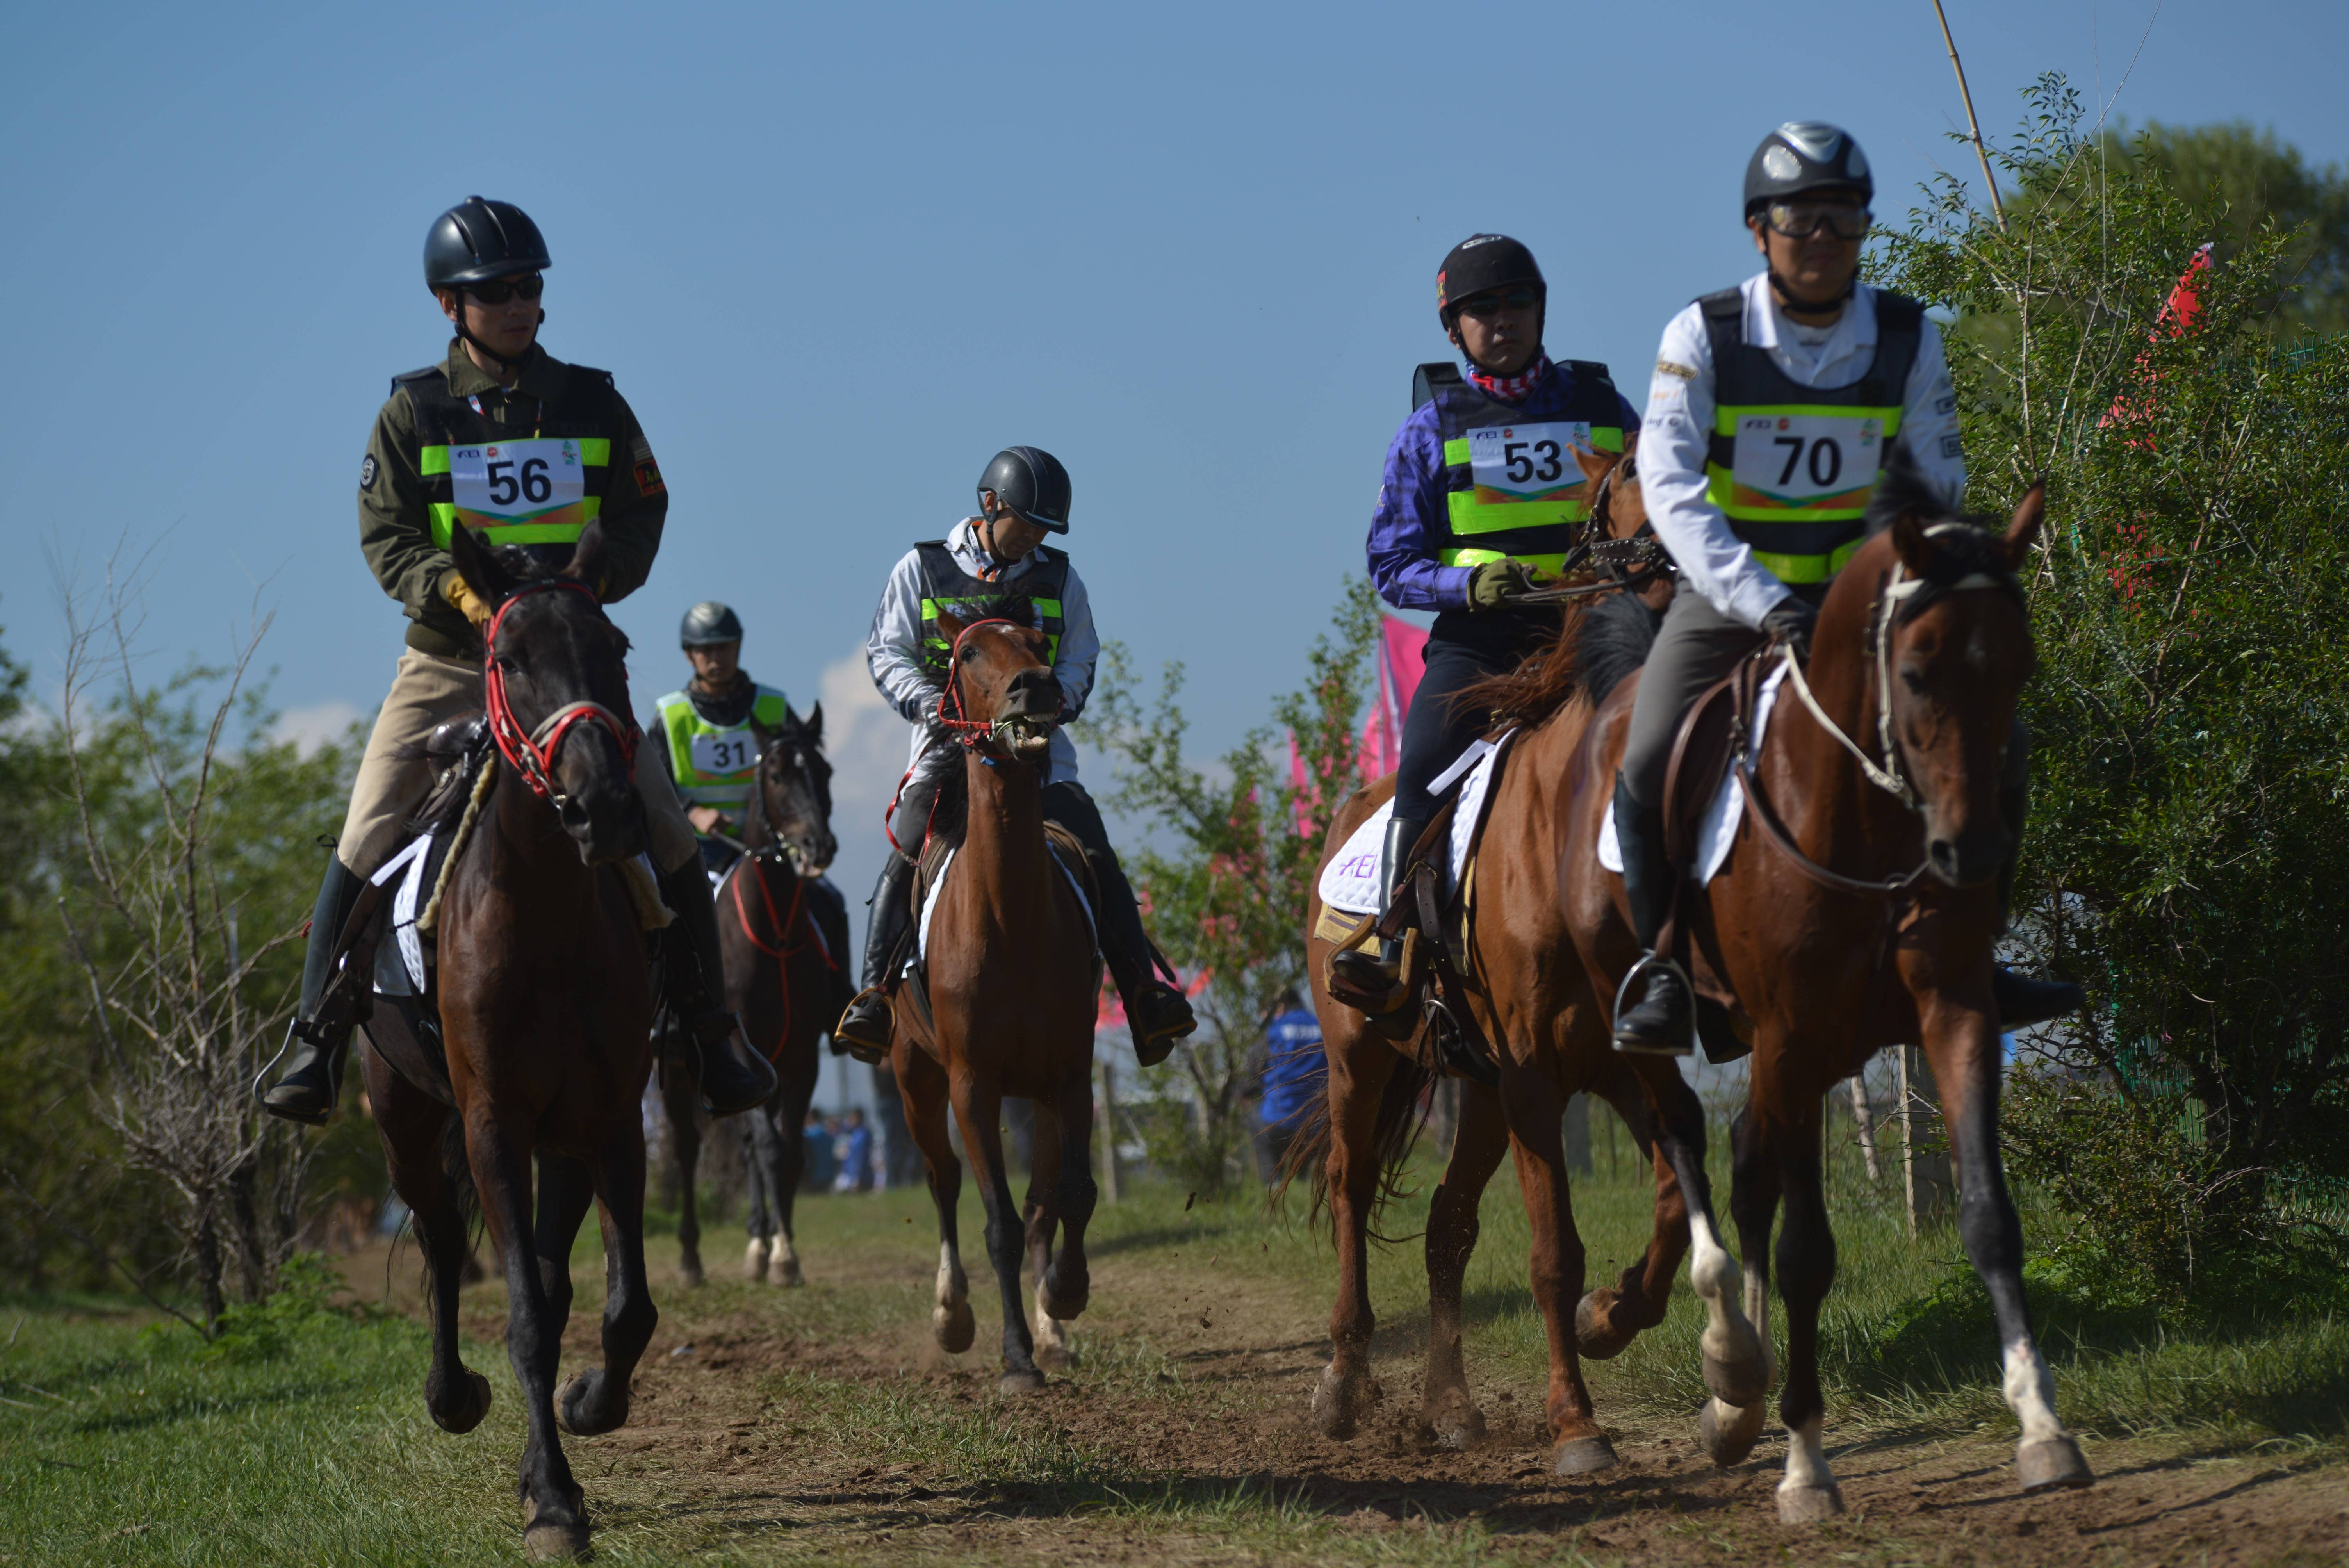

{"left": 864, "top": 519, "right": 1098, "bottom": 788}
{"left": 1641, "top": 273, "right": 1964, "bottom": 628}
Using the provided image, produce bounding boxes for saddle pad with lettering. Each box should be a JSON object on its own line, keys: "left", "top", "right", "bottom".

{"left": 1317, "top": 732, "right": 1514, "bottom": 916}
{"left": 1597, "top": 661, "right": 1790, "bottom": 887}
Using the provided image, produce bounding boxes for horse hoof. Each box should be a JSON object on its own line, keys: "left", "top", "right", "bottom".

{"left": 1035, "top": 1341, "right": 1070, "bottom": 1373}
{"left": 741, "top": 1238, "right": 770, "bottom": 1283}
{"left": 934, "top": 1300, "right": 976, "bottom": 1355}
{"left": 1552, "top": 1434, "right": 1620, "bottom": 1476}
{"left": 1574, "top": 1289, "right": 1630, "bottom": 1360}
{"left": 1700, "top": 1395, "right": 1767, "bottom": 1468}
{"left": 556, "top": 1370, "right": 629, "bottom": 1438}
{"left": 2018, "top": 1436, "right": 2094, "bottom": 1493}
{"left": 1312, "top": 1364, "right": 1371, "bottom": 1441}
{"left": 774, "top": 1255, "right": 804, "bottom": 1288}
{"left": 429, "top": 1367, "right": 493, "bottom": 1434}
{"left": 1038, "top": 1276, "right": 1089, "bottom": 1322}
{"left": 1702, "top": 1345, "right": 1769, "bottom": 1409}
{"left": 1776, "top": 1480, "right": 1845, "bottom": 1525}
{"left": 1422, "top": 1385, "right": 1485, "bottom": 1451}
{"left": 522, "top": 1499, "right": 592, "bottom": 1562}
{"left": 998, "top": 1368, "right": 1047, "bottom": 1396}
{"left": 679, "top": 1256, "right": 706, "bottom": 1289}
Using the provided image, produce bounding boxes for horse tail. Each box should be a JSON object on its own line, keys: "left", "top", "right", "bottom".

{"left": 440, "top": 1112, "right": 485, "bottom": 1262}
{"left": 1274, "top": 1044, "right": 1437, "bottom": 1236}
{"left": 1579, "top": 591, "right": 1661, "bottom": 705}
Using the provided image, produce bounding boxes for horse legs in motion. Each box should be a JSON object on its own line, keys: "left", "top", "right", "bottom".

{"left": 368, "top": 1064, "right": 493, "bottom": 1437}
{"left": 742, "top": 1068, "right": 820, "bottom": 1286}
{"left": 897, "top": 1038, "right": 975, "bottom": 1354}
{"left": 657, "top": 1034, "right": 711, "bottom": 1286}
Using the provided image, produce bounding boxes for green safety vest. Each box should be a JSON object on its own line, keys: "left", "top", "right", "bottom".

{"left": 655, "top": 684, "right": 793, "bottom": 818}
{"left": 1698, "top": 288, "right": 1924, "bottom": 585}
{"left": 1429, "top": 361, "right": 1627, "bottom": 575}
{"left": 393, "top": 361, "right": 622, "bottom": 551}
{"left": 914, "top": 540, "right": 1069, "bottom": 668}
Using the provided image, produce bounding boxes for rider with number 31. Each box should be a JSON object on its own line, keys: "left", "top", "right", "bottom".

{"left": 258, "top": 197, "right": 778, "bottom": 1125}
{"left": 1608, "top": 124, "right": 2082, "bottom": 1052}
{"left": 1330, "top": 233, "right": 1640, "bottom": 1011}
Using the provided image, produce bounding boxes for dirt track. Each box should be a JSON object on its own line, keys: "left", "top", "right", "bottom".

{"left": 340, "top": 1203, "right": 2349, "bottom": 1567}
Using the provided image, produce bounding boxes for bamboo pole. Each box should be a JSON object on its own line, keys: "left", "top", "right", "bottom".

{"left": 1928, "top": 0, "right": 2008, "bottom": 228}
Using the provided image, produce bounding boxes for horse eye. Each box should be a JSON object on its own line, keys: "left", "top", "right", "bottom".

{"left": 1899, "top": 666, "right": 1927, "bottom": 694}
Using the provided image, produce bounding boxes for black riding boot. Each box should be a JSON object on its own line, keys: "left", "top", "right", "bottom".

{"left": 658, "top": 860, "right": 779, "bottom": 1118}
{"left": 808, "top": 877, "right": 859, "bottom": 1049}
{"left": 1039, "top": 780, "right": 1198, "bottom": 1067}
{"left": 1610, "top": 776, "right": 1693, "bottom": 1055}
{"left": 1989, "top": 781, "right": 2085, "bottom": 1030}
{"left": 1328, "top": 814, "right": 1423, "bottom": 1007}
{"left": 259, "top": 853, "right": 368, "bottom": 1125}
{"left": 835, "top": 855, "right": 916, "bottom": 1065}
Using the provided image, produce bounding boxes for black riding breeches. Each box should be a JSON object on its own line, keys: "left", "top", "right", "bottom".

{"left": 1394, "top": 617, "right": 1549, "bottom": 825}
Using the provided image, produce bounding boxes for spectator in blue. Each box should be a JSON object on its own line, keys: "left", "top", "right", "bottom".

{"left": 1253, "top": 989, "right": 1326, "bottom": 1183}
{"left": 799, "top": 1108, "right": 838, "bottom": 1193}
{"left": 832, "top": 1107, "right": 876, "bottom": 1194}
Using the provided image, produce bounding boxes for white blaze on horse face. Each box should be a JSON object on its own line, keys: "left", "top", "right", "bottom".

{"left": 2001, "top": 1337, "right": 2066, "bottom": 1444}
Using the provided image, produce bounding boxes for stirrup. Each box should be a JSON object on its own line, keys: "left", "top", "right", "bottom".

{"left": 833, "top": 986, "right": 893, "bottom": 1065}
{"left": 1611, "top": 953, "right": 1696, "bottom": 1057}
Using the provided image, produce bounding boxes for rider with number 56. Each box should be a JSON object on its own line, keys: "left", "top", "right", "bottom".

{"left": 1608, "top": 124, "right": 2082, "bottom": 1053}
{"left": 257, "top": 197, "right": 778, "bottom": 1125}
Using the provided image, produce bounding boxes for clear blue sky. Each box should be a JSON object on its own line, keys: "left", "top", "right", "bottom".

{"left": 4, "top": 0, "right": 2342, "bottom": 974}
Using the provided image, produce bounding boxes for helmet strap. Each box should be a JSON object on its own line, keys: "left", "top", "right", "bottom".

{"left": 453, "top": 287, "right": 530, "bottom": 380}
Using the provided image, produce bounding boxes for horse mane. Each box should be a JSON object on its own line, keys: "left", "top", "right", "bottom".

{"left": 1450, "top": 587, "right": 1665, "bottom": 734}
{"left": 1867, "top": 448, "right": 2025, "bottom": 618}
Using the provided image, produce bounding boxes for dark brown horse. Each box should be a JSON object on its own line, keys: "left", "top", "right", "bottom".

{"left": 364, "top": 522, "right": 658, "bottom": 1562}
{"left": 1299, "top": 447, "right": 1711, "bottom": 1473}
{"left": 891, "top": 607, "right": 1100, "bottom": 1392}
{"left": 1563, "top": 467, "right": 2094, "bottom": 1520}
{"left": 659, "top": 706, "right": 841, "bottom": 1288}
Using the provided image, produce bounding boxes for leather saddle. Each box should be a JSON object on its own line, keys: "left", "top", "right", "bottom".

{"left": 897, "top": 818, "right": 1103, "bottom": 1041}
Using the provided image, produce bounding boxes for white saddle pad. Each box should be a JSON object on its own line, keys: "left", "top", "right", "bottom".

{"left": 370, "top": 832, "right": 434, "bottom": 998}
{"left": 1317, "top": 732, "right": 1514, "bottom": 916}
{"left": 909, "top": 850, "right": 1095, "bottom": 974}
{"left": 1598, "top": 661, "right": 1791, "bottom": 887}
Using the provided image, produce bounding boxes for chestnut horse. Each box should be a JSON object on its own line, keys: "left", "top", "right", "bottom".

{"left": 661, "top": 707, "right": 844, "bottom": 1288}
{"left": 1299, "top": 447, "right": 1712, "bottom": 1474}
{"left": 891, "top": 606, "right": 1100, "bottom": 1393}
{"left": 364, "top": 522, "right": 658, "bottom": 1562}
{"left": 1563, "top": 465, "right": 2095, "bottom": 1520}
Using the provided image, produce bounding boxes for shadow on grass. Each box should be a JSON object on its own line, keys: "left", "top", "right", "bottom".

{"left": 70, "top": 1376, "right": 366, "bottom": 1436}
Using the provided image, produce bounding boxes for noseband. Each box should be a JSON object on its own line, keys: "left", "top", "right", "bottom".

{"left": 482, "top": 579, "right": 643, "bottom": 804}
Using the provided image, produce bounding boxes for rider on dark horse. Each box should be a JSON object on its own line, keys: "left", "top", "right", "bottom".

{"left": 832, "top": 447, "right": 1198, "bottom": 1066}
{"left": 650, "top": 601, "right": 854, "bottom": 1020}
{"left": 1609, "top": 124, "right": 2083, "bottom": 1051}
{"left": 258, "top": 197, "right": 779, "bottom": 1124}
{"left": 1330, "top": 234, "right": 1640, "bottom": 1009}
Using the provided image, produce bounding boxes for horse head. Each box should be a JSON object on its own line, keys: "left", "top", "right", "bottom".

{"left": 1820, "top": 454, "right": 2044, "bottom": 890}
{"left": 451, "top": 519, "right": 646, "bottom": 865}
{"left": 748, "top": 704, "right": 838, "bottom": 876}
{"left": 934, "top": 603, "right": 1059, "bottom": 765}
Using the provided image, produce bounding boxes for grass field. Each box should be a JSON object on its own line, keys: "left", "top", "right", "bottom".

{"left": 4, "top": 1127, "right": 2345, "bottom": 1566}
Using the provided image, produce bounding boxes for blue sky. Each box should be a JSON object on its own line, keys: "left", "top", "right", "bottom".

{"left": 4, "top": 0, "right": 2342, "bottom": 989}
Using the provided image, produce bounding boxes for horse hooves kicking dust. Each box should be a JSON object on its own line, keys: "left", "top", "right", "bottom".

{"left": 1573, "top": 1289, "right": 1634, "bottom": 1360}
{"left": 1311, "top": 1365, "right": 1378, "bottom": 1441}
{"left": 2018, "top": 1436, "right": 2095, "bottom": 1492}
{"left": 522, "top": 1497, "right": 592, "bottom": 1563}
{"left": 1776, "top": 1479, "right": 1846, "bottom": 1525}
{"left": 1552, "top": 1434, "right": 1620, "bottom": 1476}
{"left": 1421, "top": 1385, "right": 1485, "bottom": 1451}
{"left": 998, "top": 1368, "right": 1048, "bottom": 1397}
{"left": 557, "top": 1369, "right": 632, "bottom": 1438}
{"left": 1699, "top": 1394, "right": 1767, "bottom": 1468}
{"left": 933, "top": 1298, "right": 977, "bottom": 1355}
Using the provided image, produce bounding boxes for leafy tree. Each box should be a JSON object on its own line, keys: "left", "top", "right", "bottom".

{"left": 1087, "top": 578, "right": 1381, "bottom": 1193}
{"left": 1875, "top": 78, "right": 2349, "bottom": 1292}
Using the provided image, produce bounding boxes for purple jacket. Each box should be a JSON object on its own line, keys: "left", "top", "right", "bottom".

{"left": 1365, "top": 360, "right": 1642, "bottom": 611}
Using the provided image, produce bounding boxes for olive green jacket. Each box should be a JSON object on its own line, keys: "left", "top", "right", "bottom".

{"left": 357, "top": 339, "right": 668, "bottom": 656}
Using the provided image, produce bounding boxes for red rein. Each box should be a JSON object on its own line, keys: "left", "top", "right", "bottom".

{"left": 932, "top": 616, "right": 1019, "bottom": 746}
{"left": 728, "top": 860, "right": 837, "bottom": 1065}
{"left": 481, "top": 579, "right": 643, "bottom": 800}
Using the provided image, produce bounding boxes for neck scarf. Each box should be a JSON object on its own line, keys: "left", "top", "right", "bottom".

{"left": 1467, "top": 353, "right": 1552, "bottom": 403}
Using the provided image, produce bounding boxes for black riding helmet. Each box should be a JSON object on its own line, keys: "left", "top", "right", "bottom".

{"left": 425, "top": 197, "right": 551, "bottom": 289}
{"left": 680, "top": 601, "right": 744, "bottom": 648}
{"left": 977, "top": 447, "right": 1071, "bottom": 534}
{"left": 1743, "top": 123, "right": 1873, "bottom": 218}
{"left": 1436, "top": 233, "right": 1545, "bottom": 329}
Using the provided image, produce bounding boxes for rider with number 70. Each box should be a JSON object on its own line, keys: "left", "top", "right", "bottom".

{"left": 1608, "top": 123, "right": 2082, "bottom": 1053}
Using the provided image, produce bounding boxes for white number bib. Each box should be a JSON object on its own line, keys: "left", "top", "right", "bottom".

{"left": 1467, "top": 421, "right": 1590, "bottom": 499}
{"left": 689, "top": 730, "right": 758, "bottom": 778}
{"left": 449, "top": 438, "right": 587, "bottom": 521}
{"left": 1729, "top": 413, "right": 1882, "bottom": 508}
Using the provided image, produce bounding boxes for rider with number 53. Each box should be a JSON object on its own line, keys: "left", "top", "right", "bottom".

{"left": 257, "top": 197, "right": 778, "bottom": 1126}
{"left": 1608, "top": 124, "right": 2082, "bottom": 1053}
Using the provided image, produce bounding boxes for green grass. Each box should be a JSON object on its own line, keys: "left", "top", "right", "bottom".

{"left": 2, "top": 1142, "right": 2343, "bottom": 1565}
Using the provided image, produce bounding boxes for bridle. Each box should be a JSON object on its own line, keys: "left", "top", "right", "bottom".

{"left": 1505, "top": 449, "right": 1672, "bottom": 605}
{"left": 481, "top": 579, "right": 642, "bottom": 804}
{"left": 934, "top": 617, "right": 1053, "bottom": 754}
{"left": 1741, "top": 524, "right": 2021, "bottom": 895}
{"left": 744, "top": 726, "right": 830, "bottom": 875}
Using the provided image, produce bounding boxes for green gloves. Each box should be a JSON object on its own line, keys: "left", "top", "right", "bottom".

{"left": 1467, "top": 559, "right": 1542, "bottom": 611}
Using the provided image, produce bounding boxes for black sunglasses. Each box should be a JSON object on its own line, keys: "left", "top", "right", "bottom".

{"left": 1454, "top": 286, "right": 1542, "bottom": 319}
{"left": 465, "top": 274, "right": 545, "bottom": 305}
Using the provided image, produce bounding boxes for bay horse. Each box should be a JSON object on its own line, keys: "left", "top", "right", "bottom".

{"left": 661, "top": 707, "right": 843, "bottom": 1288}
{"left": 1563, "top": 463, "right": 2095, "bottom": 1520}
{"left": 1298, "top": 447, "right": 1713, "bottom": 1473}
{"left": 363, "top": 520, "right": 658, "bottom": 1562}
{"left": 891, "top": 606, "right": 1100, "bottom": 1393}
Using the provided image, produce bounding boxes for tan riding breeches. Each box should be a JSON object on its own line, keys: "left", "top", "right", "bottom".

{"left": 335, "top": 648, "right": 696, "bottom": 876}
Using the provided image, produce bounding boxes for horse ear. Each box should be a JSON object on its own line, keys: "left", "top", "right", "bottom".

{"left": 1572, "top": 445, "right": 1616, "bottom": 488}
{"left": 1890, "top": 506, "right": 1934, "bottom": 576}
{"left": 561, "top": 519, "right": 608, "bottom": 592}
{"left": 2001, "top": 481, "right": 2047, "bottom": 569}
{"left": 447, "top": 521, "right": 516, "bottom": 606}
{"left": 803, "top": 701, "right": 824, "bottom": 745}
{"left": 934, "top": 608, "right": 968, "bottom": 645}
{"left": 748, "top": 715, "right": 774, "bottom": 753}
